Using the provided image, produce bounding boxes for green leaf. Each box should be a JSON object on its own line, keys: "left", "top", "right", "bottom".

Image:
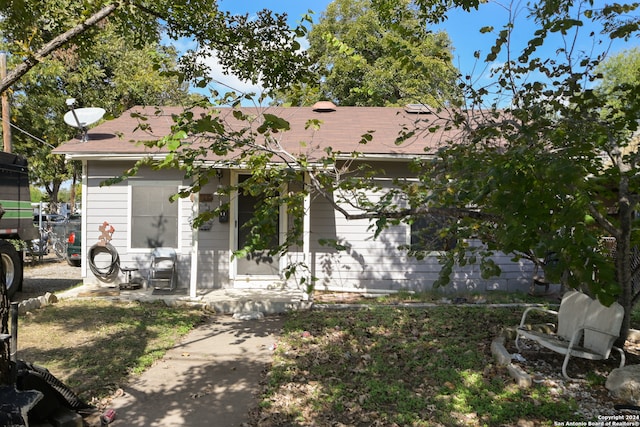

{"left": 258, "top": 114, "right": 291, "bottom": 134}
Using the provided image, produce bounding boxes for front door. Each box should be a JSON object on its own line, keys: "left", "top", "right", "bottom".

{"left": 235, "top": 175, "right": 280, "bottom": 277}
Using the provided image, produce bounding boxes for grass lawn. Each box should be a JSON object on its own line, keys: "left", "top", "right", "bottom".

{"left": 251, "top": 303, "right": 639, "bottom": 427}
{"left": 11, "top": 293, "right": 639, "bottom": 426}
{"left": 15, "top": 299, "right": 204, "bottom": 403}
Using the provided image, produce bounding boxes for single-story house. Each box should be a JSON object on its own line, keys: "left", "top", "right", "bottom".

{"left": 53, "top": 103, "right": 537, "bottom": 297}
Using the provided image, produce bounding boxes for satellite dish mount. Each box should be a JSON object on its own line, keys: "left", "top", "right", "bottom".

{"left": 64, "top": 98, "right": 105, "bottom": 142}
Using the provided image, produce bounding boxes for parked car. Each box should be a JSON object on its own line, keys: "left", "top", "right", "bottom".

{"left": 66, "top": 214, "right": 81, "bottom": 267}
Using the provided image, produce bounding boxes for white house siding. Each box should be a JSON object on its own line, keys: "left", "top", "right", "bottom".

{"left": 306, "top": 162, "right": 536, "bottom": 294}
{"left": 308, "top": 195, "right": 535, "bottom": 293}
{"left": 82, "top": 161, "right": 535, "bottom": 294}
{"left": 82, "top": 161, "right": 195, "bottom": 288}
{"left": 193, "top": 178, "right": 232, "bottom": 289}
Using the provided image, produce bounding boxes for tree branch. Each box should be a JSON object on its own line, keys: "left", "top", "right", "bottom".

{"left": 304, "top": 167, "right": 498, "bottom": 222}
{"left": 0, "top": 2, "right": 119, "bottom": 95}
{"left": 588, "top": 203, "right": 619, "bottom": 239}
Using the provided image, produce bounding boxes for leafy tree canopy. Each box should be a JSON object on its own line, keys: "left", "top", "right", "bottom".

{"left": 366, "top": 0, "right": 640, "bottom": 341}
{"left": 595, "top": 47, "right": 640, "bottom": 120}
{"left": 0, "top": 0, "right": 313, "bottom": 206}
{"left": 142, "top": 0, "right": 640, "bottom": 342}
{"left": 4, "top": 19, "right": 195, "bottom": 206}
{"left": 0, "top": 0, "right": 312, "bottom": 95}
{"left": 277, "top": 0, "right": 460, "bottom": 107}
{"left": 6, "top": 0, "right": 639, "bottom": 343}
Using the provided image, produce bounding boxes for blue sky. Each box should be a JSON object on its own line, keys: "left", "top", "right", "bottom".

{"left": 184, "top": 0, "right": 639, "bottom": 102}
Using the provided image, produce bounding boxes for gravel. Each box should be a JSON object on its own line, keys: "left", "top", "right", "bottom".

{"left": 513, "top": 343, "right": 625, "bottom": 420}
{"left": 15, "top": 255, "right": 82, "bottom": 302}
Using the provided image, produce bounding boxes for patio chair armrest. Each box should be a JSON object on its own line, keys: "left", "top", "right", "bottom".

{"left": 518, "top": 306, "right": 558, "bottom": 328}
{"left": 612, "top": 346, "right": 626, "bottom": 368}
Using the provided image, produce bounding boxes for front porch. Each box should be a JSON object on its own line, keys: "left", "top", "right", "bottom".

{"left": 54, "top": 285, "right": 311, "bottom": 315}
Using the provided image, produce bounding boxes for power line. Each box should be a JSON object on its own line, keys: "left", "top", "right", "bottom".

{"left": 9, "top": 122, "right": 56, "bottom": 149}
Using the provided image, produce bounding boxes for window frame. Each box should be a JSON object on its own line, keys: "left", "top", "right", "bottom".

{"left": 128, "top": 181, "right": 183, "bottom": 252}
{"left": 407, "top": 214, "right": 457, "bottom": 254}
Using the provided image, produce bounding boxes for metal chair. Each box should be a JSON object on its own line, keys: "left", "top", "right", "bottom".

{"left": 515, "top": 290, "right": 625, "bottom": 379}
{"left": 148, "top": 247, "right": 177, "bottom": 291}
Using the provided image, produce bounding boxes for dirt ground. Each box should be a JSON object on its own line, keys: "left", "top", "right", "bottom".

{"left": 16, "top": 255, "right": 82, "bottom": 302}
{"left": 11, "top": 257, "right": 640, "bottom": 423}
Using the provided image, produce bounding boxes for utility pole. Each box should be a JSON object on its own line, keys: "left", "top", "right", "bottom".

{"left": 0, "top": 53, "right": 11, "bottom": 153}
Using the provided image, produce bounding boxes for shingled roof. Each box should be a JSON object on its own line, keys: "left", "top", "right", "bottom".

{"left": 53, "top": 104, "right": 464, "bottom": 161}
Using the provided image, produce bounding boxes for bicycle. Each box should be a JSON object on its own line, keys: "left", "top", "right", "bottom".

{"left": 48, "top": 227, "right": 66, "bottom": 260}
{"left": 37, "top": 225, "right": 66, "bottom": 260}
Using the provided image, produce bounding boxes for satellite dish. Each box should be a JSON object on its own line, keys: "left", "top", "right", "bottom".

{"left": 63, "top": 108, "right": 105, "bottom": 128}
{"left": 63, "top": 102, "right": 105, "bottom": 142}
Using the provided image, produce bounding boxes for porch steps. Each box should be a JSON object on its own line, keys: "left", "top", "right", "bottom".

{"left": 57, "top": 286, "right": 311, "bottom": 315}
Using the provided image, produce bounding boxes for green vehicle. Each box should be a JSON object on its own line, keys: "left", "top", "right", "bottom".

{"left": 66, "top": 214, "right": 81, "bottom": 267}
{"left": 0, "top": 152, "right": 39, "bottom": 298}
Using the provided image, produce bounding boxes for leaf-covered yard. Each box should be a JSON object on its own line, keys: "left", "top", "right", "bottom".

{"left": 250, "top": 305, "right": 639, "bottom": 427}
{"left": 16, "top": 299, "right": 204, "bottom": 402}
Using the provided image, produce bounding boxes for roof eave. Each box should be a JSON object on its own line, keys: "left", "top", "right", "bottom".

{"left": 60, "top": 153, "right": 164, "bottom": 161}
{"left": 334, "top": 153, "right": 436, "bottom": 161}
{"left": 61, "top": 151, "right": 435, "bottom": 163}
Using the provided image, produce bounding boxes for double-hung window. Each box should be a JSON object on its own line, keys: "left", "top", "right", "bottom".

{"left": 130, "top": 184, "right": 179, "bottom": 249}
{"left": 410, "top": 214, "right": 456, "bottom": 252}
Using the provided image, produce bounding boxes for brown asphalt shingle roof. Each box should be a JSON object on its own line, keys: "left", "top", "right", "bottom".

{"left": 53, "top": 105, "right": 464, "bottom": 161}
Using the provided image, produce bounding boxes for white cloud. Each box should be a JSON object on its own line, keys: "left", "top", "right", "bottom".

{"left": 200, "top": 50, "right": 265, "bottom": 96}
{"left": 195, "top": 34, "right": 309, "bottom": 104}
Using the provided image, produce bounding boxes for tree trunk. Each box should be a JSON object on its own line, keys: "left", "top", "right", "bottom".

{"left": 616, "top": 177, "right": 633, "bottom": 345}
{"left": 616, "top": 238, "right": 632, "bottom": 345}
{"left": 47, "top": 180, "right": 62, "bottom": 214}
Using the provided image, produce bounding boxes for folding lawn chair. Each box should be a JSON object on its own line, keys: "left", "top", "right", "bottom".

{"left": 148, "top": 247, "right": 177, "bottom": 291}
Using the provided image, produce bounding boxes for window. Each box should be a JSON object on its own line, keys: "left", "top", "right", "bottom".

{"left": 130, "top": 184, "right": 179, "bottom": 248}
{"left": 410, "top": 214, "right": 456, "bottom": 252}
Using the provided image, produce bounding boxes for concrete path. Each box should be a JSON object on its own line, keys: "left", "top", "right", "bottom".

{"left": 108, "top": 315, "right": 283, "bottom": 427}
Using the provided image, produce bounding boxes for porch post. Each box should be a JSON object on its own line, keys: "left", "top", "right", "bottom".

{"left": 303, "top": 173, "right": 311, "bottom": 299}
{"left": 81, "top": 160, "right": 88, "bottom": 281}
{"left": 189, "top": 193, "right": 199, "bottom": 299}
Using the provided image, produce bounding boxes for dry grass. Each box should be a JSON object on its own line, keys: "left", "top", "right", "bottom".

{"left": 250, "top": 304, "right": 639, "bottom": 427}
{"left": 16, "top": 298, "right": 204, "bottom": 402}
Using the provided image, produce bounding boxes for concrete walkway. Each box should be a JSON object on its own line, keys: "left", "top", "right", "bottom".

{"left": 51, "top": 285, "right": 303, "bottom": 425}
{"left": 108, "top": 314, "right": 284, "bottom": 427}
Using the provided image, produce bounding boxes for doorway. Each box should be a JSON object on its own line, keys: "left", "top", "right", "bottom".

{"left": 234, "top": 174, "right": 280, "bottom": 278}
